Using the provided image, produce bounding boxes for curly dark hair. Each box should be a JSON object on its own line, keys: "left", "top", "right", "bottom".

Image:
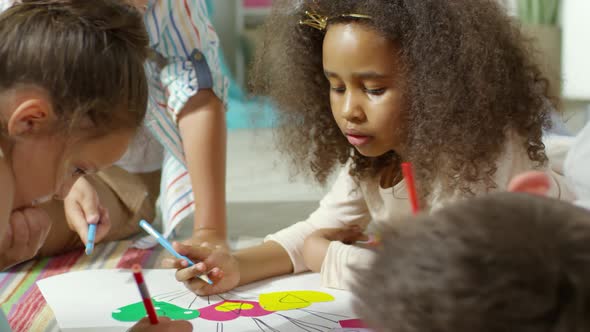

{"left": 354, "top": 193, "right": 590, "bottom": 332}
{"left": 251, "top": 0, "right": 553, "bottom": 201}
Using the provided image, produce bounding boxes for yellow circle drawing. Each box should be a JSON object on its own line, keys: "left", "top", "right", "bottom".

{"left": 215, "top": 302, "right": 255, "bottom": 312}
{"left": 259, "top": 291, "right": 335, "bottom": 311}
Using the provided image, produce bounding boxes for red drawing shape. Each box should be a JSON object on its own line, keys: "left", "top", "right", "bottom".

{"left": 340, "top": 318, "right": 368, "bottom": 328}
{"left": 198, "top": 300, "right": 273, "bottom": 321}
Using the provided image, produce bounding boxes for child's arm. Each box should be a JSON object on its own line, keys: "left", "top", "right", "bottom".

{"left": 177, "top": 89, "right": 227, "bottom": 244}
{"left": 164, "top": 241, "right": 293, "bottom": 295}
{"left": 0, "top": 208, "right": 52, "bottom": 270}
{"left": 0, "top": 152, "right": 53, "bottom": 270}
{"left": 147, "top": 0, "right": 229, "bottom": 245}
{"left": 306, "top": 234, "right": 376, "bottom": 290}
{"left": 233, "top": 241, "right": 294, "bottom": 285}
{"left": 164, "top": 165, "right": 372, "bottom": 294}
{"left": 169, "top": 230, "right": 371, "bottom": 294}
{"left": 302, "top": 226, "right": 366, "bottom": 272}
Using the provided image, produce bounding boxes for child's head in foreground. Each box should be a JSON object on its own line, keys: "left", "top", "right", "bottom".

{"left": 253, "top": 0, "right": 554, "bottom": 201}
{"left": 354, "top": 192, "right": 590, "bottom": 332}
{"left": 0, "top": 0, "right": 149, "bottom": 208}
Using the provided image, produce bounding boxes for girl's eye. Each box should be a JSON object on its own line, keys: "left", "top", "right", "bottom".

{"left": 364, "top": 87, "right": 386, "bottom": 96}
{"left": 330, "top": 86, "right": 346, "bottom": 93}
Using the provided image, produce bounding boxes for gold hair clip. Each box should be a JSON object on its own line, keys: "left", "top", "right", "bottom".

{"left": 299, "top": 10, "right": 328, "bottom": 31}
{"left": 343, "top": 14, "right": 372, "bottom": 20}
{"left": 299, "top": 11, "right": 372, "bottom": 31}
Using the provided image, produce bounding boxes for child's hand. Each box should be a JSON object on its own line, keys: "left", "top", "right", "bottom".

{"left": 128, "top": 316, "right": 192, "bottom": 332}
{"left": 0, "top": 207, "right": 52, "bottom": 270}
{"left": 64, "top": 177, "right": 111, "bottom": 248}
{"left": 162, "top": 242, "right": 240, "bottom": 296}
{"left": 190, "top": 228, "right": 229, "bottom": 251}
{"left": 303, "top": 226, "right": 366, "bottom": 272}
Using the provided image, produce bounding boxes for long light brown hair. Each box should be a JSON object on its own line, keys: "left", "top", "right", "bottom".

{"left": 0, "top": 0, "right": 149, "bottom": 136}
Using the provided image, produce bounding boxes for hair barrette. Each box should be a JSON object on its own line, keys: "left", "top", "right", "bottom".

{"left": 299, "top": 10, "right": 328, "bottom": 31}
{"left": 299, "top": 10, "right": 372, "bottom": 31}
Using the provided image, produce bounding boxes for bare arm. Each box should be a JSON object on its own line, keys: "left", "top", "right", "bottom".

{"left": 178, "top": 89, "right": 227, "bottom": 242}
{"left": 166, "top": 165, "right": 372, "bottom": 294}
{"left": 234, "top": 241, "right": 294, "bottom": 286}
{"left": 0, "top": 148, "right": 51, "bottom": 270}
{"left": 167, "top": 239, "right": 295, "bottom": 295}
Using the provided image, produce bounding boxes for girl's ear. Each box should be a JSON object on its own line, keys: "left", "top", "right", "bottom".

{"left": 507, "top": 171, "right": 551, "bottom": 196}
{"left": 6, "top": 97, "right": 55, "bottom": 137}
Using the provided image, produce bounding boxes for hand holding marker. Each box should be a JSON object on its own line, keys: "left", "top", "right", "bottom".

{"left": 139, "top": 220, "right": 213, "bottom": 285}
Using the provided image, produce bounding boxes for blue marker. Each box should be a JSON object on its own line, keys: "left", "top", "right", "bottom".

{"left": 85, "top": 223, "right": 97, "bottom": 255}
{"left": 139, "top": 220, "right": 213, "bottom": 285}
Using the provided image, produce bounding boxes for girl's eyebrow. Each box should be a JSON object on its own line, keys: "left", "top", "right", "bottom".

{"left": 353, "top": 71, "right": 391, "bottom": 79}
{"left": 324, "top": 70, "right": 392, "bottom": 79}
{"left": 324, "top": 70, "right": 339, "bottom": 78}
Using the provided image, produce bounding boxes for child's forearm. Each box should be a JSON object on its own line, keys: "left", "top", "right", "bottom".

{"left": 178, "top": 89, "right": 227, "bottom": 237}
{"left": 235, "top": 241, "right": 294, "bottom": 286}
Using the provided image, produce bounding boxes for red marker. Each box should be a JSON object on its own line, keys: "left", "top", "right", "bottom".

{"left": 401, "top": 162, "right": 419, "bottom": 215}
{"left": 132, "top": 264, "right": 159, "bottom": 324}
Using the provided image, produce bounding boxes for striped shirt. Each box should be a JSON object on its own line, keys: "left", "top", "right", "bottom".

{"left": 143, "top": 0, "right": 228, "bottom": 236}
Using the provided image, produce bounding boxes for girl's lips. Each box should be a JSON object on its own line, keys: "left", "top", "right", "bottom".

{"left": 346, "top": 134, "right": 372, "bottom": 146}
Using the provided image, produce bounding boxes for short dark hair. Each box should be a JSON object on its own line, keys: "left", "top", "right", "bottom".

{"left": 0, "top": 0, "right": 149, "bottom": 135}
{"left": 354, "top": 193, "right": 590, "bottom": 332}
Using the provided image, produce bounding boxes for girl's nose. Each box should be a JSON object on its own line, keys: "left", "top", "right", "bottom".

{"left": 341, "top": 92, "right": 366, "bottom": 123}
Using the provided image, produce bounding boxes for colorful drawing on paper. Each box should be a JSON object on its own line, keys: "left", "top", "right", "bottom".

{"left": 37, "top": 270, "right": 357, "bottom": 331}
{"left": 114, "top": 290, "right": 334, "bottom": 322}
{"left": 112, "top": 300, "right": 200, "bottom": 322}
{"left": 130, "top": 288, "right": 345, "bottom": 330}
{"left": 259, "top": 290, "right": 335, "bottom": 311}
{"left": 114, "top": 288, "right": 342, "bottom": 329}
{"left": 198, "top": 300, "right": 272, "bottom": 321}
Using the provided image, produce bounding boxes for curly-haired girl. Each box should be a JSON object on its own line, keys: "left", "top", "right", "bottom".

{"left": 165, "top": 0, "right": 573, "bottom": 293}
